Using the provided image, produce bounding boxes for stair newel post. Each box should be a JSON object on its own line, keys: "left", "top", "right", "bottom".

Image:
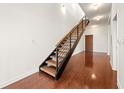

{"left": 56, "top": 46, "right": 59, "bottom": 73}
{"left": 69, "top": 32, "right": 71, "bottom": 49}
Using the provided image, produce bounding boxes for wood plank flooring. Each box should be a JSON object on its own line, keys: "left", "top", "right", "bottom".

{"left": 4, "top": 51, "right": 117, "bottom": 89}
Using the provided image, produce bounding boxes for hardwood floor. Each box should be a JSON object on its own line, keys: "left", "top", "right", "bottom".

{"left": 4, "top": 51, "right": 117, "bottom": 89}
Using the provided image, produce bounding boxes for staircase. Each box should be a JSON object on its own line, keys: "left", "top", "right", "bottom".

{"left": 39, "top": 16, "right": 89, "bottom": 80}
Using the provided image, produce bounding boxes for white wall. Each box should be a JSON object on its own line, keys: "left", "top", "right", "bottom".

{"left": 0, "top": 3, "right": 85, "bottom": 88}
{"left": 111, "top": 4, "right": 124, "bottom": 89}
{"left": 78, "top": 25, "right": 108, "bottom": 53}
{"left": 110, "top": 3, "right": 124, "bottom": 89}
{"left": 110, "top": 3, "right": 117, "bottom": 71}
{"left": 107, "top": 24, "right": 111, "bottom": 55}
{"left": 73, "top": 33, "right": 84, "bottom": 55}
{"left": 117, "top": 4, "right": 124, "bottom": 89}
{"left": 74, "top": 24, "right": 109, "bottom": 55}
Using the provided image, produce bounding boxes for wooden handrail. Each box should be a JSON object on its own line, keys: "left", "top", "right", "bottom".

{"left": 56, "top": 25, "right": 77, "bottom": 46}
{"left": 39, "top": 15, "right": 89, "bottom": 80}
{"left": 56, "top": 18, "right": 84, "bottom": 47}
{"left": 56, "top": 31, "right": 71, "bottom": 46}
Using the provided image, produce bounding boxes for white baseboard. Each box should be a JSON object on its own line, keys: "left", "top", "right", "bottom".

{"left": 112, "top": 66, "right": 117, "bottom": 71}
{"left": 109, "top": 58, "right": 117, "bottom": 71}
{"left": 0, "top": 68, "right": 38, "bottom": 89}
{"left": 117, "top": 79, "right": 122, "bottom": 89}
{"left": 72, "top": 51, "right": 81, "bottom": 56}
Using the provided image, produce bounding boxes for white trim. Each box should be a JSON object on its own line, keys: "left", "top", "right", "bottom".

{"left": 112, "top": 66, "right": 117, "bottom": 71}
{"left": 117, "top": 79, "right": 122, "bottom": 89}
{"left": 84, "top": 50, "right": 108, "bottom": 53}
{"left": 0, "top": 68, "right": 38, "bottom": 89}
{"left": 72, "top": 51, "right": 82, "bottom": 56}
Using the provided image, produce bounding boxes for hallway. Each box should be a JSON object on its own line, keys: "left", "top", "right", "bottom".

{"left": 4, "top": 52, "right": 117, "bottom": 89}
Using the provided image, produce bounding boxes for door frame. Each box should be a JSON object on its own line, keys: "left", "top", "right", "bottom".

{"left": 85, "top": 35, "right": 93, "bottom": 52}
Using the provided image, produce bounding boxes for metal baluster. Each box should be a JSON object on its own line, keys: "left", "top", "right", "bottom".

{"left": 56, "top": 47, "right": 58, "bottom": 73}
{"left": 69, "top": 33, "right": 71, "bottom": 49}
{"left": 85, "top": 16, "right": 86, "bottom": 27}
{"left": 82, "top": 19, "right": 83, "bottom": 31}
{"left": 77, "top": 25, "right": 79, "bottom": 39}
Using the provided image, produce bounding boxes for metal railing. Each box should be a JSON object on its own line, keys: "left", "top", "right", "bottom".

{"left": 55, "top": 16, "right": 89, "bottom": 75}
{"left": 39, "top": 16, "right": 89, "bottom": 80}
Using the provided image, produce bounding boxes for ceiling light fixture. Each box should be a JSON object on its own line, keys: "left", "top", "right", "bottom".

{"left": 90, "top": 3, "right": 102, "bottom": 10}
{"left": 93, "top": 16, "right": 103, "bottom": 21}
{"left": 91, "top": 25, "right": 97, "bottom": 28}
{"left": 72, "top": 3, "right": 76, "bottom": 9}
{"left": 61, "top": 4, "right": 66, "bottom": 15}
{"left": 62, "top": 4, "right": 64, "bottom": 7}
{"left": 92, "top": 4, "right": 98, "bottom": 10}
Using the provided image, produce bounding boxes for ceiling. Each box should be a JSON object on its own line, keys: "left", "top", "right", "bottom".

{"left": 79, "top": 3, "right": 112, "bottom": 27}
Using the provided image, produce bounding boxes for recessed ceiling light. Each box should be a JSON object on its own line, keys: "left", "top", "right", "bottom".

{"left": 72, "top": 4, "right": 76, "bottom": 9}
{"left": 91, "top": 25, "right": 97, "bottom": 28}
{"left": 61, "top": 4, "right": 66, "bottom": 15}
{"left": 61, "top": 4, "right": 64, "bottom": 7}
{"left": 90, "top": 3, "right": 102, "bottom": 10}
{"left": 93, "top": 16, "right": 103, "bottom": 21}
{"left": 92, "top": 4, "right": 98, "bottom": 6}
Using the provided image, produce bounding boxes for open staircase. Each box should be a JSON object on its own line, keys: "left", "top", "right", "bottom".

{"left": 39, "top": 16, "right": 89, "bottom": 80}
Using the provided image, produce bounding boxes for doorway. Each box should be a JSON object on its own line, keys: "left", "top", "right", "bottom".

{"left": 113, "top": 14, "right": 118, "bottom": 85}
{"left": 85, "top": 35, "right": 93, "bottom": 52}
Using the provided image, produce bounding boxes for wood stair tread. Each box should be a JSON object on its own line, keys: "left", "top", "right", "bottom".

{"left": 59, "top": 44, "right": 69, "bottom": 47}
{"left": 65, "top": 38, "right": 77, "bottom": 40}
{"left": 63, "top": 41, "right": 75, "bottom": 43}
{"left": 55, "top": 50, "right": 68, "bottom": 54}
{"left": 66, "top": 39, "right": 76, "bottom": 41}
{"left": 54, "top": 51, "right": 68, "bottom": 54}
{"left": 66, "top": 40, "right": 75, "bottom": 43}
{"left": 46, "top": 59, "right": 62, "bottom": 67}
{"left": 64, "top": 39, "right": 76, "bottom": 41}
{"left": 51, "top": 55, "right": 64, "bottom": 59}
{"left": 46, "top": 60, "right": 57, "bottom": 67}
{"left": 50, "top": 55, "right": 64, "bottom": 61}
{"left": 71, "top": 37, "right": 77, "bottom": 38}
{"left": 62, "top": 44, "right": 69, "bottom": 46}
{"left": 40, "top": 66, "right": 56, "bottom": 77}
{"left": 58, "top": 47, "right": 69, "bottom": 50}
{"left": 58, "top": 48, "right": 69, "bottom": 51}
{"left": 60, "top": 44, "right": 74, "bottom": 48}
